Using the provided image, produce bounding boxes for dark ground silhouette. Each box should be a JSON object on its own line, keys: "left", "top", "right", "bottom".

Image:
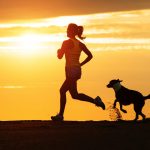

{"left": 0, "top": 120, "right": 150, "bottom": 150}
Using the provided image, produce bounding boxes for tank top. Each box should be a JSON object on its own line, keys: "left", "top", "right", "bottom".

{"left": 65, "top": 39, "right": 82, "bottom": 67}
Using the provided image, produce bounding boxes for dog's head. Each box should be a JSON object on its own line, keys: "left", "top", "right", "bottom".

{"left": 107, "top": 79, "right": 123, "bottom": 88}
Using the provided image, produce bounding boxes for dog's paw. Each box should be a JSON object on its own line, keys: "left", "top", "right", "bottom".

{"left": 122, "top": 110, "right": 127, "bottom": 113}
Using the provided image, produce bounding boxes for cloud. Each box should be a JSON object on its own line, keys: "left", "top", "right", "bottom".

{"left": 0, "top": 9, "right": 150, "bottom": 54}
{"left": 1, "top": 0, "right": 150, "bottom": 21}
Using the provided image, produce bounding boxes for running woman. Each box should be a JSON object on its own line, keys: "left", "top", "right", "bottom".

{"left": 51, "top": 23, "right": 105, "bottom": 121}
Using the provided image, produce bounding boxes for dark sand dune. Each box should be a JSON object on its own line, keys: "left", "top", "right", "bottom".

{"left": 0, "top": 120, "right": 150, "bottom": 150}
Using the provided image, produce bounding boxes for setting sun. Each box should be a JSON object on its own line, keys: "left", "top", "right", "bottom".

{"left": 14, "top": 33, "right": 65, "bottom": 55}
{"left": 16, "top": 33, "right": 42, "bottom": 54}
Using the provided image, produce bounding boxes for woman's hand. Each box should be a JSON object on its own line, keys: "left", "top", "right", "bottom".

{"left": 57, "top": 49, "right": 64, "bottom": 59}
{"left": 57, "top": 49, "right": 60, "bottom": 55}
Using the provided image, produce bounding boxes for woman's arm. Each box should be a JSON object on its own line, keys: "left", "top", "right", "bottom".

{"left": 57, "top": 41, "right": 66, "bottom": 59}
{"left": 80, "top": 42, "right": 93, "bottom": 66}
{"left": 57, "top": 40, "right": 73, "bottom": 59}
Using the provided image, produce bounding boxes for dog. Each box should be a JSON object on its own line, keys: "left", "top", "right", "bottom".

{"left": 107, "top": 79, "right": 150, "bottom": 121}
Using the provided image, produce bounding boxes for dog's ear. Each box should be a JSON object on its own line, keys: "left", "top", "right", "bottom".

{"left": 117, "top": 79, "right": 123, "bottom": 82}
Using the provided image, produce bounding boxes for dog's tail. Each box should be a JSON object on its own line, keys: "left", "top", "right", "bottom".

{"left": 144, "top": 94, "right": 150, "bottom": 100}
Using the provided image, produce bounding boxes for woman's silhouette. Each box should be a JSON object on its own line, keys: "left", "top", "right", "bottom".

{"left": 51, "top": 23, "right": 105, "bottom": 121}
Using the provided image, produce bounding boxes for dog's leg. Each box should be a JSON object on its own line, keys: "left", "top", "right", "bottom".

{"left": 113, "top": 99, "right": 118, "bottom": 108}
{"left": 139, "top": 102, "right": 146, "bottom": 121}
{"left": 140, "top": 112, "right": 146, "bottom": 121}
{"left": 133, "top": 104, "right": 140, "bottom": 121}
{"left": 134, "top": 112, "right": 145, "bottom": 121}
{"left": 120, "top": 103, "right": 127, "bottom": 113}
{"left": 134, "top": 103, "right": 145, "bottom": 121}
{"left": 134, "top": 113, "right": 139, "bottom": 121}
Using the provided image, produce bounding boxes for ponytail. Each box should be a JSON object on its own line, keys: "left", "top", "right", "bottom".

{"left": 77, "top": 26, "right": 86, "bottom": 40}
{"left": 67, "top": 23, "right": 86, "bottom": 40}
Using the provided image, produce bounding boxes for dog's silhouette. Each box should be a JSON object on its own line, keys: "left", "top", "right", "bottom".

{"left": 107, "top": 79, "right": 150, "bottom": 121}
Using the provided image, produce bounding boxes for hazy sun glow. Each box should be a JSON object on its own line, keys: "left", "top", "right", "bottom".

{"left": 16, "top": 33, "right": 42, "bottom": 54}
{"left": 0, "top": 33, "right": 65, "bottom": 55}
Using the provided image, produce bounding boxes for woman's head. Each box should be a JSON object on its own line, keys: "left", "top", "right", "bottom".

{"left": 67, "top": 23, "right": 85, "bottom": 40}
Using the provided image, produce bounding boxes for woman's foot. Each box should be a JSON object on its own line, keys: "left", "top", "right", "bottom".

{"left": 94, "top": 96, "right": 105, "bottom": 110}
{"left": 51, "top": 114, "right": 64, "bottom": 121}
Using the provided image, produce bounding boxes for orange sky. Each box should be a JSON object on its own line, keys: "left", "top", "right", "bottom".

{"left": 1, "top": 0, "right": 150, "bottom": 21}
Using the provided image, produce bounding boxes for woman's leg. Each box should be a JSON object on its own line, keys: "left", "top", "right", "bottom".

{"left": 69, "top": 79, "right": 95, "bottom": 104}
{"left": 59, "top": 79, "right": 70, "bottom": 116}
